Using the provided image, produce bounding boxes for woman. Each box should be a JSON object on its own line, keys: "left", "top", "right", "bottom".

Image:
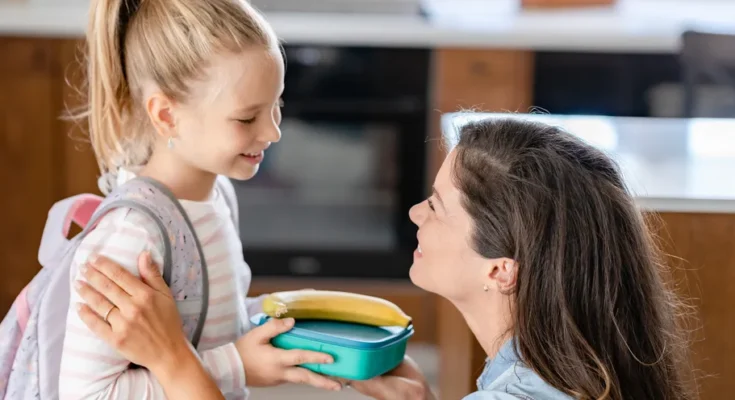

{"left": 75, "top": 116, "right": 696, "bottom": 399}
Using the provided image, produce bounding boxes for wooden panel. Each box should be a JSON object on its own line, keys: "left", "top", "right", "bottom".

{"left": 249, "top": 278, "right": 436, "bottom": 344}
{"left": 651, "top": 212, "right": 735, "bottom": 400}
{"left": 433, "top": 49, "right": 534, "bottom": 112}
{"left": 429, "top": 49, "right": 534, "bottom": 186}
{"left": 0, "top": 37, "right": 61, "bottom": 313}
{"left": 430, "top": 48, "right": 534, "bottom": 399}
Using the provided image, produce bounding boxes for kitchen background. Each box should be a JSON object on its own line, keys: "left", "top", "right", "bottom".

{"left": 2, "top": 0, "right": 735, "bottom": 399}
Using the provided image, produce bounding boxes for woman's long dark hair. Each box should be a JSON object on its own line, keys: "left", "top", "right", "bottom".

{"left": 451, "top": 117, "right": 696, "bottom": 400}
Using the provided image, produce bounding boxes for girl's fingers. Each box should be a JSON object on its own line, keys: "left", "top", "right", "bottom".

{"left": 74, "top": 280, "right": 120, "bottom": 323}
{"left": 80, "top": 263, "right": 133, "bottom": 309}
{"left": 76, "top": 302, "right": 114, "bottom": 342}
{"left": 282, "top": 367, "right": 342, "bottom": 392}
{"left": 278, "top": 348, "right": 334, "bottom": 366}
{"left": 253, "top": 317, "right": 295, "bottom": 344}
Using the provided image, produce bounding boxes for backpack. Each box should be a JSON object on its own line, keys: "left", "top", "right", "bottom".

{"left": 0, "top": 175, "right": 240, "bottom": 399}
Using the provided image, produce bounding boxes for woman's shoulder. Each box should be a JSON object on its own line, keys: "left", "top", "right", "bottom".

{"left": 467, "top": 361, "right": 573, "bottom": 400}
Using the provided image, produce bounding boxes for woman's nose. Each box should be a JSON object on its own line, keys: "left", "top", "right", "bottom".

{"left": 409, "top": 202, "right": 425, "bottom": 226}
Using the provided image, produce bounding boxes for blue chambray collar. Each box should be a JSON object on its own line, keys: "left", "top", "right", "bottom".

{"left": 476, "top": 338, "right": 520, "bottom": 391}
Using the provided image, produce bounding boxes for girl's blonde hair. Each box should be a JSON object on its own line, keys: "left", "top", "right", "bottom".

{"left": 84, "top": 0, "right": 277, "bottom": 186}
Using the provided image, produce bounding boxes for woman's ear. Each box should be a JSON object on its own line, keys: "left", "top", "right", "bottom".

{"left": 486, "top": 258, "right": 518, "bottom": 292}
{"left": 145, "top": 92, "right": 177, "bottom": 139}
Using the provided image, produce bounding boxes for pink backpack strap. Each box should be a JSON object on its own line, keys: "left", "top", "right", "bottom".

{"left": 13, "top": 194, "right": 103, "bottom": 334}
{"left": 37, "top": 194, "right": 103, "bottom": 268}
{"left": 14, "top": 287, "right": 31, "bottom": 332}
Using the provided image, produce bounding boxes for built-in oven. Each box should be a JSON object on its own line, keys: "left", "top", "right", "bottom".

{"left": 232, "top": 45, "right": 430, "bottom": 279}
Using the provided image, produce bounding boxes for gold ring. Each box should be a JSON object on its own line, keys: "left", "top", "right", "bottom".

{"left": 103, "top": 305, "right": 117, "bottom": 323}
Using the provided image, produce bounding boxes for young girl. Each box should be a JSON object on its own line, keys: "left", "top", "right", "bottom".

{"left": 59, "top": 0, "right": 340, "bottom": 398}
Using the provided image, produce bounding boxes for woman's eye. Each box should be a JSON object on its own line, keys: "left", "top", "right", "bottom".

{"left": 427, "top": 198, "right": 435, "bottom": 211}
{"left": 238, "top": 118, "right": 256, "bottom": 124}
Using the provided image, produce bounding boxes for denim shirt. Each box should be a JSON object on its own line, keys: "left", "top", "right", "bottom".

{"left": 462, "top": 339, "right": 573, "bottom": 400}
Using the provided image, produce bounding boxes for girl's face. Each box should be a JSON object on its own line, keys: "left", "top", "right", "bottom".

{"left": 157, "top": 47, "right": 285, "bottom": 181}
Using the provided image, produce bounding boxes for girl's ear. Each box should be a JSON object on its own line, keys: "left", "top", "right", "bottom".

{"left": 145, "top": 92, "right": 177, "bottom": 139}
{"left": 486, "top": 258, "right": 518, "bottom": 293}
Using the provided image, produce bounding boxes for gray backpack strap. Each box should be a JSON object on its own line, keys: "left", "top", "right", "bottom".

{"left": 82, "top": 177, "right": 209, "bottom": 348}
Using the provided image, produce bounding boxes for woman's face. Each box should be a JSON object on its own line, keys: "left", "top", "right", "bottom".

{"left": 408, "top": 150, "right": 493, "bottom": 303}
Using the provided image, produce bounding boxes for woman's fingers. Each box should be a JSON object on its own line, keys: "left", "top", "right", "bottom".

{"left": 76, "top": 302, "right": 114, "bottom": 342}
{"left": 80, "top": 264, "right": 131, "bottom": 308}
{"left": 88, "top": 254, "right": 150, "bottom": 298}
{"left": 350, "top": 376, "right": 426, "bottom": 400}
{"left": 282, "top": 367, "right": 342, "bottom": 391}
{"left": 75, "top": 280, "right": 120, "bottom": 321}
{"left": 278, "top": 348, "right": 334, "bottom": 366}
{"left": 136, "top": 252, "right": 169, "bottom": 293}
{"left": 349, "top": 379, "right": 385, "bottom": 398}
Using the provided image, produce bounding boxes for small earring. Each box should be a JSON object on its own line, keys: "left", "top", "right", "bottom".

{"left": 483, "top": 284, "right": 489, "bottom": 292}
{"left": 167, "top": 137, "right": 174, "bottom": 149}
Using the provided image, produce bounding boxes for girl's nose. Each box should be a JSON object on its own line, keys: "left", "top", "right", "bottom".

{"left": 262, "top": 124, "right": 281, "bottom": 143}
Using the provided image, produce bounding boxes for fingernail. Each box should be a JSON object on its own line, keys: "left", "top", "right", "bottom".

{"left": 74, "top": 280, "right": 82, "bottom": 290}
{"left": 325, "top": 356, "right": 334, "bottom": 364}
{"left": 75, "top": 302, "right": 83, "bottom": 311}
{"left": 79, "top": 264, "right": 88, "bottom": 275}
{"left": 283, "top": 318, "right": 294, "bottom": 328}
{"left": 88, "top": 254, "right": 99, "bottom": 264}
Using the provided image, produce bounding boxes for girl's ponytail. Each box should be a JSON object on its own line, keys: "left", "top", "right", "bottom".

{"left": 86, "top": 0, "right": 137, "bottom": 185}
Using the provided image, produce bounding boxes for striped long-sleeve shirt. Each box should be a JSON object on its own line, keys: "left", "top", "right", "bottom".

{"left": 59, "top": 169, "right": 259, "bottom": 399}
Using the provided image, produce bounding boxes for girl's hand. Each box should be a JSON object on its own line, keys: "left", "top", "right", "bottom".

{"left": 348, "top": 357, "right": 435, "bottom": 400}
{"left": 235, "top": 318, "right": 343, "bottom": 391}
{"left": 74, "top": 252, "right": 191, "bottom": 375}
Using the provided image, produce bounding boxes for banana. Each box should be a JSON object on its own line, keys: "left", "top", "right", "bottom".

{"left": 262, "top": 290, "right": 412, "bottom": 328}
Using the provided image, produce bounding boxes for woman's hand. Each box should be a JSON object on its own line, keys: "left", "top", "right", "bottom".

{"left": 74, "top": 252, "right": 225, "bottom": 400}
{"left": 348, "top": 357, "right": 436, "bottom": 400}
{"left": 75, "top": 252, "right": 190, "bottom": 375}
{"left": 235, "top": 317, "right": 343, "bottom": 391}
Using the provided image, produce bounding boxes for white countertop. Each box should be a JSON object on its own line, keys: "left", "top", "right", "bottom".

{"left": 2, "top": 1, "right": 735, "bottom": 52}
{"left": 442, "top": 113, "right": 735, "bottom": 214}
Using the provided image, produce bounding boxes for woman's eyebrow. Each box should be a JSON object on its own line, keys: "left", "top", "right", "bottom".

{"left": 432, "top": 187, "right": 446, "bottom": 210}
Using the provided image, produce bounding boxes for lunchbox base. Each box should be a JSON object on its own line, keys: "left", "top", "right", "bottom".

{"left": 271, "top": 334, "right": 409, "bottom": 381}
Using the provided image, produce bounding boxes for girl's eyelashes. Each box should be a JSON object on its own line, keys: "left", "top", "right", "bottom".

{"left": 239, "top": 99, "right": 283, "bottom": 124}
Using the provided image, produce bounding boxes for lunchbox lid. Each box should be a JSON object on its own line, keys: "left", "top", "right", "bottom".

{"left": 250, "top": 314, "right": 414, "bottom": 350}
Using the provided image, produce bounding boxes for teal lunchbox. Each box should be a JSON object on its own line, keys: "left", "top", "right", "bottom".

{"left": 250, "top": 313, "right": 414, "bottom": 380}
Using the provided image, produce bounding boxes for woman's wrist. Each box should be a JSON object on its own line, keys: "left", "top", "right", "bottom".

{"left": 149, "top": 337, "right": 198, "bottom": 384}
{"left": 149, "top": 338, "right": 225, "bottom": 400}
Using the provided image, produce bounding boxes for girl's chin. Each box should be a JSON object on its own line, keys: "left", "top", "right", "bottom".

{"left": 227, "top": 163, "right": 259, "bottom": 181}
